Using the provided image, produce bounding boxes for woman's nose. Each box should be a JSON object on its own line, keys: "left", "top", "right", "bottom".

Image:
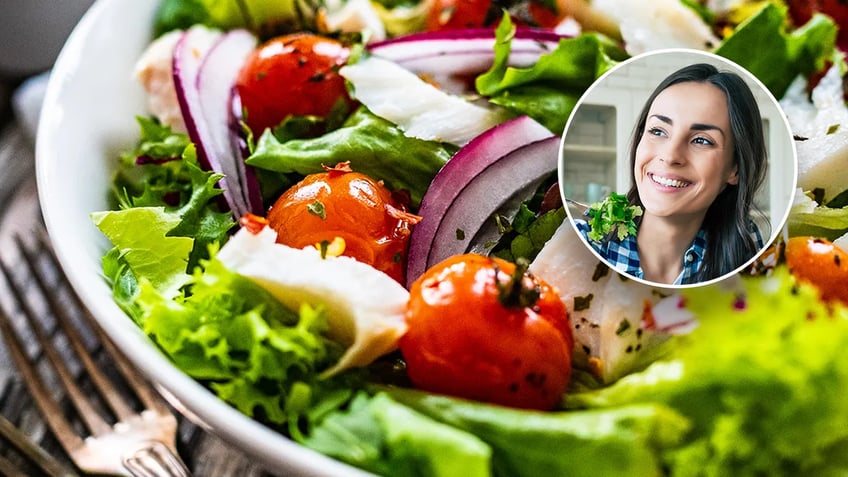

{"left": 659, "top": 138, "right": 687, "bottom": 165}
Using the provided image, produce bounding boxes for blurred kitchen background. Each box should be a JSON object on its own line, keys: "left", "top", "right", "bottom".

{"left": 0, "top": 0, "right": 96, "bottom": 208}
{"left": 561, "top": 51, "right": 795, "bottom": 237}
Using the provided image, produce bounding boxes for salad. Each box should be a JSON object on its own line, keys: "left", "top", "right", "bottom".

{"left": 90, "top": 0, "right": 848, "bottom": 475}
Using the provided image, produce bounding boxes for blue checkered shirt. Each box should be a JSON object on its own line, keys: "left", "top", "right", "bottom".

{"left": 574, "top": 219, "right": 764, "bottom": 285}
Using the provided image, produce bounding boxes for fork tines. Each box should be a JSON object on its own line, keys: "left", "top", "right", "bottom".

{"left": 0, "top": 230, "right": 188, "bottom": 476}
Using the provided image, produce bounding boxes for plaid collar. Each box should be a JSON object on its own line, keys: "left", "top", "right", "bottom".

{"left": 574, "top": 220, "right": 707, "bottom": 285}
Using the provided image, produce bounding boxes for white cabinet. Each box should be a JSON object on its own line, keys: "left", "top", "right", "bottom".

{"left": 560, "top": 104, "right": 618, "bottom": 203}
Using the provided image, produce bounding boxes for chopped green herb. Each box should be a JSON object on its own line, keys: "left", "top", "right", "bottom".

{"left": 308, "top": 200, "right": 326, "bottom": 219}
{"left": 574, "top": 294, "right": 594, "bottom": 312}
{"left": 827, "top": 124, "right": 840, "bottom": 135}
{"left": 586, "top": 193, "right": 642, "bottom": 242}
{"left": 318, "top": 240, "right": 330, "bottom": 258}
{"left": 495, "top": 214, "right": 512, "bottom": 234}
{"left": 592, "top": 262, "right": 609, "bottom": 282}
{"left": 456, "top": 228, "right": 466, "bottom": 240}
{"left": 616, "top": 319, "right": 631, "bottom": 336}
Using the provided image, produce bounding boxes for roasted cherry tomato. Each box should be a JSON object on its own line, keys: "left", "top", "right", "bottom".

{"left": 266, "top": 163, "right": 419, "bottom": 283}
{"left": 235, "top": 33, "right": 356, "bottom": 136}
{"left": 399, "top": 254, "right": 573, "bottom": 411}
{"left": 427, "top": 0, "right": 566, "bottom": 31}
{"left": 785, "top": 236, "right": 848, "bottom": 305}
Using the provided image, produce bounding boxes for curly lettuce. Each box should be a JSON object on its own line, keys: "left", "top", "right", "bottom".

{"left": 566, "top": 268, "right": 848, "bottom": 476}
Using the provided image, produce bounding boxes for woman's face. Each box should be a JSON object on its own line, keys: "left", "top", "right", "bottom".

{"left": 634, "top": 81, "right": 738, "bottom": 222}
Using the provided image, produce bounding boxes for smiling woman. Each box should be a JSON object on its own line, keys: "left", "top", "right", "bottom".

{"left": 562, "top": 50, "right": 796, "bottom": 287}
{"left": 628, "top": 63, "right": 767, "bottom": 284}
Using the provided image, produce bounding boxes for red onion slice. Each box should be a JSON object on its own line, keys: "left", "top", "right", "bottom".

{"left": 406, "top": 116, "right": 558, "bottom": 286}
{"left": 173, "top": 27, "right": 259, "bottom": 219}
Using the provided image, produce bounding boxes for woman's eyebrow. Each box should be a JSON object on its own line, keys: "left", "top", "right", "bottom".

{"left": 690, "top": 123, "right": 726, "bottom": 138}
{"left": 649, "top": 114, "right": 726, "bottom": 138}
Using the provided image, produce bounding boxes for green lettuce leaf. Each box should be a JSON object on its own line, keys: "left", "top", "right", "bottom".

{"left": 92, "top": 207, "right": 193, "bottom": 300}
{"left": 101, "top": 246, "right": 144, "bottom": 322}
{"left": 112, "top": 117, "right": 192, "bottom": 207}
{"left": 303, "top": 392, "right": 492, "bottom": 477}
{"left": 246, "top": 106, "right": 457, "bottom": 207}
{"left": 385, "top": 387, "right": 689, "bottom": 477}
{"left": 566, "top": 268, "right": 848, "bottom": 476}
{"left": 137, "top": 255, "right": 348, "bottom": 425}
{"left": 475, "top": 14, "right": 621, "bottom": 133}
{"left": 153, "top": 0, "right": 299, "bottom": 37}
{"left": 787, "top": 191, "right": 848, "bottom": 239}
{"left": 112, "top": 124, "right": 235, "bottom": 272}
{"left": 715, "top": 2, "right": 837, "bottom": 98}
{"left": 491, "top": 204, "right": 566, "bottom": 263}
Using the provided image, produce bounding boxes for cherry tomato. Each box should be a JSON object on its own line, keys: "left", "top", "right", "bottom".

{"left": 265, "top": 163, "right": 418, "bottom": 283}
{"left": 785, "top": 236, "right": 848, "bottom": 305}
{"left": 235, "top": 33, "right": 356, "bottom": 136}
{"left": 399, "top": 254, "right": 573, "bottom": 411}
{"left": 426, "top": 0, "right": 566, "bottom": 31}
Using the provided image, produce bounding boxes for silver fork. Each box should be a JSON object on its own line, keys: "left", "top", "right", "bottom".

{"left": 0, "top": 231, "right": 192, "bottom": 477}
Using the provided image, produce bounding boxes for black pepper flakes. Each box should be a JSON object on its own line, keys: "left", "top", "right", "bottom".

{"left": 836, "top": 254, "right": 842, "bottom": 267}
{"left": 582, "top": 345, "right": 591, "bottom": 355}
{"left": 525, "top": 372, "right": 546, "bottom": 388}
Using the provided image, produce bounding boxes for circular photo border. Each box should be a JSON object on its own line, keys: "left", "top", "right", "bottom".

{"left": 558, "top": 48, "right": 798, "bottom": 289}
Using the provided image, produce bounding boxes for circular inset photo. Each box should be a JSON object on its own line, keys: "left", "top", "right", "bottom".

{"left": 559, "top": 49, "right": 797, "bottom": 288}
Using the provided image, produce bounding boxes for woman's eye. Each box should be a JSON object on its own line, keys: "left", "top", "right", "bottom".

{"left": 647, "top": 127, "right": 665, "bottom": 137}
{"left": 692, "top": 136, "right": 715, "bottom": 146}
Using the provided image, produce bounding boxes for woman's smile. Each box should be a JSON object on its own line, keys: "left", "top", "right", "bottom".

{"left": 648, "top": 172, "right": 692, "bottom": 190}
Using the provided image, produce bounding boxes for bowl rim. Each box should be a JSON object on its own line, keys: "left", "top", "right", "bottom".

{"left": 34, "top": 1, "right": 374, "bottom": 475}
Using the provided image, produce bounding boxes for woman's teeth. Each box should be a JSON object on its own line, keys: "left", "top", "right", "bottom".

{"left": 650, "top": 174, "right": 689, "bottom": 188}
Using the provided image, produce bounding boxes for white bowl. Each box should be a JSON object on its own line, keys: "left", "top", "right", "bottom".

{"left": 35, "top": 1, "right": 372, "bottom": 475}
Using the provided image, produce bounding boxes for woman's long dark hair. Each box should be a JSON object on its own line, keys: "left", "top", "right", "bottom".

{"left": 626, "top": 63, "right": 769, "bottom": 283}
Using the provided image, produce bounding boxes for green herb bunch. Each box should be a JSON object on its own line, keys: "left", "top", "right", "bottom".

{"left": 586, "top": 192, "right": 642, "bottom": 242}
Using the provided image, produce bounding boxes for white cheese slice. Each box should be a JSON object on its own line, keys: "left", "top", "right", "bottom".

{"left": 339, "top": 55, "right": 506, "bottom": 146}
{"left": 217, "top": 226, "right": 409, "bottom": 377}
{"left": 530, "top": 222, "right": 680, "bottom": 383}
{"left": 590, "top": 0, "right": 720, "bottom": 55}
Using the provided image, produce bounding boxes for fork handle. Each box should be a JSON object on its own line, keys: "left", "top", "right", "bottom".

{"left": 122, "top": 441, "right": 192, "bottom": 477}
